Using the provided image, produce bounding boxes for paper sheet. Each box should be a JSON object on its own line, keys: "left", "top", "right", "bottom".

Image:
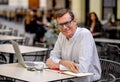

{"left": 62, "top": 71, "right": 93, "bottom": 77}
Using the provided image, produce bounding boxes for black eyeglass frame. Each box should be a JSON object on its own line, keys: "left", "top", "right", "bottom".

{"left": 57, "top": 17, "right": 74, "bottom": 28}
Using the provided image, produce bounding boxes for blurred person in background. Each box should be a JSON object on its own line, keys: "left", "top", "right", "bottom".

{"left": 24, "top": 9, "right": 46, "bottom": 45}
{"left": 24, "top": 10, "right": 36, "bottom": 45}
{"left": 86, "top": 12, "right": 103, "bottom": 34}
{"left": 33, "top": 10, "right": 46, "bottom": 43}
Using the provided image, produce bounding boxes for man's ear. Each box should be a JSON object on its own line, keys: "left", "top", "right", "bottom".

{"left": 73, "top": 18, "right": 77, "bottom": 22}
{"left": 73, "top": 18, "right": 78, "bottom": 24}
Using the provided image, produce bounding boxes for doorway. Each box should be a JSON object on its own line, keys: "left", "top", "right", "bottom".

{"left": 29, "top": 0, "right": 39, "bottom": 9}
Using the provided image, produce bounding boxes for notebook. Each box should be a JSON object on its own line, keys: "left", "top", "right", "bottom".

{"left": 47, "top": 68, "right": 93, "bottom": 77}
{"left": 10, "top": 40, "right": 45, "bottom": 69}
{"left": 62, "top": 71, "right": 93, "bottom": 77}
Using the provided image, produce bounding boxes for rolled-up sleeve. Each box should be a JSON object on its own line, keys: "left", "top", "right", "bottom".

{"left": 50, "top": 33, "right": 62, "bottom": 63}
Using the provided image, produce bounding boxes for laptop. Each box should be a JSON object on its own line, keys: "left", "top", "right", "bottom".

{"left": 10, "top": 40, "right": 45, "bottom": 69}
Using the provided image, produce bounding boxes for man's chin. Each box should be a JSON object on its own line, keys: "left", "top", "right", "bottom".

{"left": 65, "top": 34, "right": 72, "bottom": 38}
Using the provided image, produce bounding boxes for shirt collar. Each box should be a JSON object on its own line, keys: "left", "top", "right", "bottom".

{"left": 68, "top": 27, "right": 80, "bottom": 42}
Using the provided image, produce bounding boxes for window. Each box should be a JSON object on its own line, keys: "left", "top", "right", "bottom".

{"left": 102, "top": 0, "right": 116, "bottom": 20}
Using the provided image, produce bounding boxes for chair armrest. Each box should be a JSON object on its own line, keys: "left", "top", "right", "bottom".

{"left": 98, "top": 80, "right": 108, "bottom": 82}
{"left": 97, "top": 73, "right": 116, "bottom": 82}
{"left": 108, "top": 73, "right": 116, "bottom": 82}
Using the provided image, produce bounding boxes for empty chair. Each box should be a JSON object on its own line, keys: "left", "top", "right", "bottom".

{"left": 0, "top": 54, "right": 8, "bottom": 81}
{"left": 17, "top": 34, "right": 25, "bottom": 45}
{"left": 0, "top": 24, "right": 3, "bottom": 29}
{"left": 34, "top": 41, "right": 47, "bottom": 48}
{"left": 0, "top": 24, "right": 3, "bottom": 35}
{"left": 22, "top": 37, "right": 30, "bottom": 46}
{"left": 99, "top": 59, "right": 120, "bottom": 82}
{"left": 24, "top": 33, "right": 35, "bottom": 46}
{"left": 13, "top": 29, "right": 18, "bottom": 36}
{"left": 0, "top": 25, "right": 7, "bottom": 35}
{"left": 0, "top": 24, "right": 6, "bottom": 29}
{"left": 2, "top": 25, "right": 6, "bottom": 29}
{"left": 107, "top": 44, "right": 120, "bottom": 62}
{"left": 8, "top": 27, "right": 14, "bottom": 35}
{"left": 97, "top": 43, "right": 109, "bottom": 59}
{"left": 0, "top": 54, "right": 7, "bottom": 64}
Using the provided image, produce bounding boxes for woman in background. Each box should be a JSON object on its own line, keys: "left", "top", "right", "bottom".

{"left": 24, "top": 10, "right": 36, "bottom": 45}
{"left": 87, "top": 12, "right": 102, "bottom": 33}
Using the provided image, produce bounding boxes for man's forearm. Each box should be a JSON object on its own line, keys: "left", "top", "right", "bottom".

{"left": 46, "top": 58, "right": 60, "bottom": 68}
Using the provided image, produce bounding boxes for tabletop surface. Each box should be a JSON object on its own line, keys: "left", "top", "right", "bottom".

{"left": 0, "top": 35, "right": 24, "bottom": 40}
{"left": 94, "top": 38, "right": 120, "bottom": 44}
{"left": 0, "top": 44, "right": 48, "bottom": 54}
{"left": 0, "top": 63, "right": 75, "bottom": 82}
{"left": 0, "top": 29, "right": 11, "bottom": 33}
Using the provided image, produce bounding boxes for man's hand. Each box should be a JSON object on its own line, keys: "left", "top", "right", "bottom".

{"left": 46, "top": 58, "right": 59, "bottom": 69}
{"left": 59, "top": 60, "right": 79, "bottom": 73}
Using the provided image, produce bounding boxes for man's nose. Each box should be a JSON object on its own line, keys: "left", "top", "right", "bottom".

{"left": 62, "top": 25, "right": 68, "bottom": 29}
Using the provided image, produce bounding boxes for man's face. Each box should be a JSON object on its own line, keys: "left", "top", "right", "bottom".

{"left": 57, "top": 13, "right": 77, "bottom": 39}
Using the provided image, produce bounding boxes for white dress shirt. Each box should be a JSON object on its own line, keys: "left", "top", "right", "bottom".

{"left": 50, "top": 27, "right": 101, "bottom": 82}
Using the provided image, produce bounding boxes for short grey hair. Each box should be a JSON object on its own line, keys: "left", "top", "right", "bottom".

{"left": 56, "top": 9, "right": 74, "bottom": 19}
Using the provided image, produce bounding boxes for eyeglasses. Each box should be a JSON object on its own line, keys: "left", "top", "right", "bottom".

{"left": 57, "top": 18, "right": 73, "bottom": 28}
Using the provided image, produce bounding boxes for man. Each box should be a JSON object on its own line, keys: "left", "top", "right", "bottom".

{"left": 46, "top": 9, "right": 101, "bottom": 82}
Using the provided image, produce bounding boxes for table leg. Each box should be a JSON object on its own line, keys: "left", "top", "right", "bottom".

{"left": 9, "top": 54, "right": 14, "bottom": 63}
